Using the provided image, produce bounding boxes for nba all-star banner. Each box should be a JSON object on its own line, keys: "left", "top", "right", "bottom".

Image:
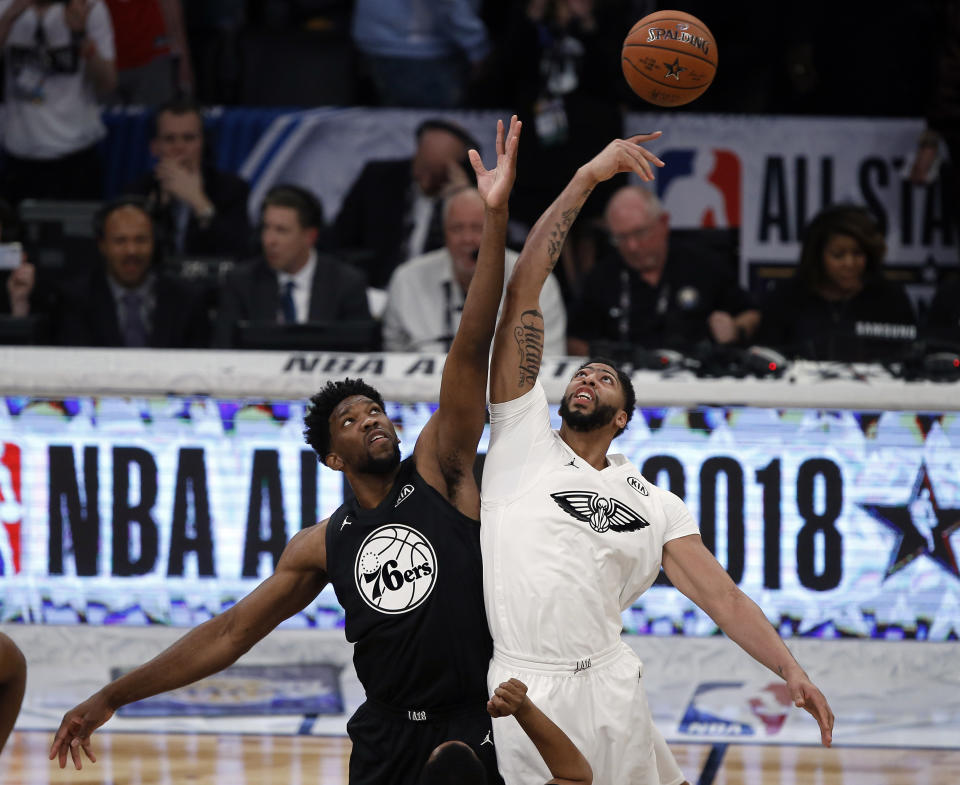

{"left": 1, "top": 394, "right": 958, "bottom": 640}
{"left": 625, "top": 112, "right": 958, "bottom": 293}
{"left": 239, "top": 108, "right": 955, "bottom": 292}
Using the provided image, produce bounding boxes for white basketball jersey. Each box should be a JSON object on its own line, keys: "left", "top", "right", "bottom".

{"left": 481, "top": 381, "right": 700, "bottom": 660}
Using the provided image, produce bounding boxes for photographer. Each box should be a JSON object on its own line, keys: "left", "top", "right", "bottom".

{"left": 0, "top": 0, "right": 116, "bottom": 205}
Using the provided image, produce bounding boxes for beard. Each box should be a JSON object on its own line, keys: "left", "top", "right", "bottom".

{"left": 558, "top": 396, "right": 618, "bottom": 432}
{"left": 360, "top": 442, "right": 402, "bottom": 474}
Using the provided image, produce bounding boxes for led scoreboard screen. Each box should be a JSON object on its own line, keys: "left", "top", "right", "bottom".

{"left": 1, "top": 395, "right": 958, "bottom": 641}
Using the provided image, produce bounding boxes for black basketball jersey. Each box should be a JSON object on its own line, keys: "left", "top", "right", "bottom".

{"left": 326, "top": 456, "right": 492, "bottom": 709}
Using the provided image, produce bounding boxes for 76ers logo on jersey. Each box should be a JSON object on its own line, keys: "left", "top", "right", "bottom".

{"left": 355, "top": 525, "right": 437, "bottom": 614}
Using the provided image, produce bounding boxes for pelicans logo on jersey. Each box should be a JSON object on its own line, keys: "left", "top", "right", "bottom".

{"left": 551, "top": 491, "right": 651, "bottom": 534}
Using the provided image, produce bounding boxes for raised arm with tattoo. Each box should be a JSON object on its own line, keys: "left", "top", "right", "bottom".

{"left": 489, "top": 133, "right": 664, "bottom": 405}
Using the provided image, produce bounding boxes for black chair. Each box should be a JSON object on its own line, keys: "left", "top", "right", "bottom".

{"left": 0, "top": 314, "right": 50, "bottom": 345}
{"left": 233, "top": 320, "right": 382, "bottom": 352}
{"left": 17, "top": 200, "right": 101, "bottom": 275}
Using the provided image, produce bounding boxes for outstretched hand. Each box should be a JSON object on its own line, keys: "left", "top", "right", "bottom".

{"left": 49, "top": 692, "right": 114, "bottom": 769}
{"left": 788, "top": 673, "right": 835, "bottom": 747}
{"left": 580, "top": 131, "right": 664, "bottom": 186}
{"left": 487, "top": 677, "right": 529, "bottom": 718}
{"left": 470, "top": 115, "right": 522, "bottom": 211}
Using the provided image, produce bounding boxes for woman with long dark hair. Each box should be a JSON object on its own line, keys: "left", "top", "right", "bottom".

{"left": 757, "top": 204, "right": 917, "bottom": 362}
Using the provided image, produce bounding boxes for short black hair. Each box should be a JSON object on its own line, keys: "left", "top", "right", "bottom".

{"left": 583, "top": 356, "right": 636, "bottom": 438}
{"left": 261, "top": 184, "right": 324, "bottom": 230}
{"left": 419, "top": 742, "right": 485, "bottom": 785}
{"left": 303, "top": 378, "right": 385, "bottom": 460}
{"left": 93, "top": 195, "right": 153, "bottom": 240}
{"left": 415, "top": 118, "right": 481, "bottom": 156}
{"left": 150, "top": 95, "right": 204, "bottom": 139}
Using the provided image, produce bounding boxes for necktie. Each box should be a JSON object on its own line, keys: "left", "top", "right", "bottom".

{"left": 122, "top": 292, "right": 148, "bottom": 347}
{"left": 423, "top": 198, "right": 445, "bottom": 254}
{"left": 281, "top": 280, "right": 297, "bottom": 324}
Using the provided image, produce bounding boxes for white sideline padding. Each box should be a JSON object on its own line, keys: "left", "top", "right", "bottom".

{"left": 3, "top": 347, "right": 959, "bottom": 411}
{"left": 6, "top": 624, "right": 958, "bottom": 750}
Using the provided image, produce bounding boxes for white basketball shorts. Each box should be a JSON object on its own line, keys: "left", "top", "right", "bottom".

{"left": 488, "top": 641, "right": 685, "bottom": 785}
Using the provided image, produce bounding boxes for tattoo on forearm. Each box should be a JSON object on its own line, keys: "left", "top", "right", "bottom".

{"left": 546, "top": 203, "right": 584, "bottom": 267}
{"left": 513, "top": 310, "right": 544, "bottom": 386}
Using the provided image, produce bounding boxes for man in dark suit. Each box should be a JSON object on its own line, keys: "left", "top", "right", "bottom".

{"left": 329, "top": 118, "right": 479, "bottom": 289}
{"left": 214, "top": 185, "right": 371, "bottom": 348}
{"left": 127, "top": 96, "right": 252, "bottom": 259}
{"left": 47, "top": 197, "right": 210, "bottom": 348}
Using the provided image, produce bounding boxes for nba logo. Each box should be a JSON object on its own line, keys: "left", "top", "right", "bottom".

{"left": 656, "top": 148, "right": 741, "bottom": 229}
{"left": 0, "top": 443, "right": 23, "bottom": 575}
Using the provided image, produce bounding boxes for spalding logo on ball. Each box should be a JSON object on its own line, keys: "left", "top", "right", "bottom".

{"left": 621, "top": 10, "right": 717, "bottom": 107}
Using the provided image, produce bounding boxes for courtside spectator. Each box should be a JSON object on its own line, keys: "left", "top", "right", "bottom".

{"left": 330, "top": 119, "right": 479, "bottom": 289}
{"left": 127, "top": 97, "right": 251, "bottom": 259}
{"left": 213, "top": 185, "right": 370, "bottom": 348}
{"left": 12, "top": 196, "right": 210, "bottom": 347}
{"left": 757, "top": 204, "right": 917, "bottom": 362}
{"left": 567, "top": 185, "right": 758, "bottom": 356}
{"left": 383, "top": 187, "right": 566, "bottom": 354}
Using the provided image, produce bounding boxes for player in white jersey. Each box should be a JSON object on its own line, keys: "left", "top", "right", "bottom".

{"left": 481, "top": 134, "right": 835, "bottom": 785}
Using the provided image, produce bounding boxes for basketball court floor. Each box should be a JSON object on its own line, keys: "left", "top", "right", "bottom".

{"left": 3, "top": 731, "right": 958, "bottom": 784}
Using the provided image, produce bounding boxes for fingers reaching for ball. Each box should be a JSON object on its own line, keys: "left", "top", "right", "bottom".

{"left": 582, "top": 134, "right": 665, "bottom": 185}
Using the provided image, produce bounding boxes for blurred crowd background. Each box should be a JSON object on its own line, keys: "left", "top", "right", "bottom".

{"left": 0, "top": 0, "right": 957, "bottom": 371}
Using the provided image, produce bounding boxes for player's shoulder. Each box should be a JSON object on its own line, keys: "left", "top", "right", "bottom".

{"left": 287, "top": 517, "right": 329, "bottom": 554}
{"left": 278, "top": 517, "right": 331, "bottom": 572}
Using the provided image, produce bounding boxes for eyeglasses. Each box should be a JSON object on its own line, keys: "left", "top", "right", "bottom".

{"left": 158, "top": 132, "right": 201, "bottom": 145}
{"left": 609, "top": 222, "right": 659, "bottom": 247}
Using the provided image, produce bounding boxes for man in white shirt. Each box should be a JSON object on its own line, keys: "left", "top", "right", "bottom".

{"left": 383, "top": 187, "right": 566, "bottom": 354}
{"left": 330, "top": 118, "right": 480, "bottom": 290}
{"left": 0, "top": 0, "right": 116, "bottom": 204}
{"left": 213, "top": 185, "right": 371, "bottom": 348}
{"left": 481, "top": 134, "right": 834, "bottom": 784}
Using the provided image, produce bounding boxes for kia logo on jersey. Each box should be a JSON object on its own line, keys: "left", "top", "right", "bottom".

{"left": 0, "top": 443, "right": 23, "bottom": 575}
{"left": 656, "top": 148, "right": 741, "bottom": 229}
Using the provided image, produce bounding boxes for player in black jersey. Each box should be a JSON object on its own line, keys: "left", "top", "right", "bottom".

{"left": 49, "top": 115, "right": 522, "bottom": 785}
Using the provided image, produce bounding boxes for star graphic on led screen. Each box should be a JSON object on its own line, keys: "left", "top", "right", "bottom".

{"left": 663, "top": 57, "right": 686, "bottom": 80}
{"left": 859, "top": 464, "right": 960, "bottom": 580}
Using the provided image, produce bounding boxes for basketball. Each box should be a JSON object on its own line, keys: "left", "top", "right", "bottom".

{"left": 621, "top": 10, "right": 717, "bottom": 107}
